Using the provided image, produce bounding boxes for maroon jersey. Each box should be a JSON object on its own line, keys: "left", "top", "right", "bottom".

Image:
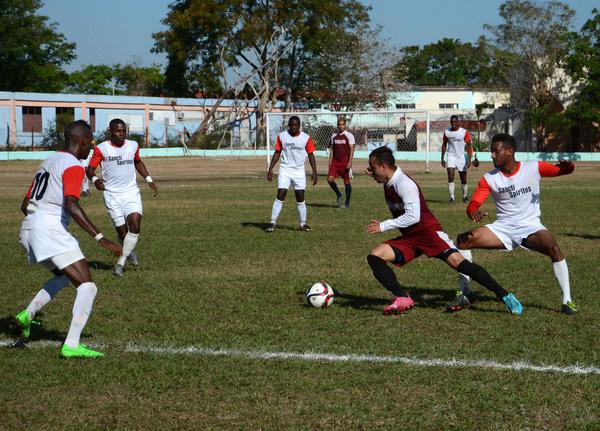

{"left": 329, "top": 130, "right": 355, "bottom": 164}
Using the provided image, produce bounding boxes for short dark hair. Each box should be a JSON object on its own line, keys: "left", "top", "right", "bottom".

{"left": 109, "top": 118, "right": 126, "bottom": 129}
{"left": 64, "top": 120, "right": 91, "bottom": 145}
{"left": 450, "top": 115, "right": 459, "bottom": 121}
{"left": 369, "top": 146, "right": 395, "bottom": 167}
{"left": 491, "top": 133, "right": 516, "bottom": 150}
{"left": 288, "top": 116, "right": 300, "bottom": 125}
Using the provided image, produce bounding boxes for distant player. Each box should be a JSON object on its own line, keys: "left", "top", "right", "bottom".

{"left": 86, "top": 118, "right": 158, "bottom": 277}
{"left": 327, "top": 117, "right": 355, "bottom": 208}
{"left": 441, "top": 115, "right": 472, "bottom": 203}
{"left": 14, "top": 120, "right": 122, "bottom": 358}
{"left": 365, "top": 146, "right": 522, "bottom": 315}
{"left": 266, "top": 116, "right": 317, "bottom": 232}
{"left": 80, "top": 140, "right": 94, "bottom": 196}
{"left": 455, "top": 133, "right": 577, "bottom": 315}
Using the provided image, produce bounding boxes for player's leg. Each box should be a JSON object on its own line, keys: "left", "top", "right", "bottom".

{"left": 115, "top": 212, "right": 142, "bottom": 271}
{"left": 112, "top": 221, "right": 129, "bottom": 277}
{"left": 367, "top": 243, "right": 415, "bottom": 314}
{"left": 327, "top": 173, "right": 343, "bottom": 207}
{"left": 343, "top": 172, "right": 352, "bottom": 209}
{"left": 447, "top": 249, "right": 478, "bottom": 311}
{"left": 446, "top": 167, "right": 456, "bottom": 202}
{"left": 267, "top": 171, "right": 291, "bottom": 231}
{"left": 458, "top": 170, "right": 469, "bottom": 203}
{"left": 294, "top": 189, "right": 310, "bottom": 231}
{"left": 456, "top": 226, "right": 507, "bottom": 250}
{"left": 523, "top": 229, "right": 576, "bottom": 314}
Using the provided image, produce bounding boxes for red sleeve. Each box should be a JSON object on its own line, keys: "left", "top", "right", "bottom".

{"left": 538, "top": 161, "right": 574, "bottom": 177}
{"left": 25, "top": 179, "right": 35, "bottom": 199}
{"left": 134, "top": 144, "right": 141, "bottom": 161}
{"left": 89, "top": 146, "right": 104, "bottom": 169}
{"left": 305, "top": 136, "right": 316, "bottom": 154}
{"left": 466, "top": 176, "right": 491, "bottom": 214}
{"left": 464, "top": 130, "right": 471, "bottom": 143}
{"left": 275, "top": 135, "right": 282, "bottom": 151}
{"left": 62, "top": 165, "right": 85, "bottom": 198}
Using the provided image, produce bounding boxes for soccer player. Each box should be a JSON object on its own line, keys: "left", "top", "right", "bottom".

{"left": 454, "top": 133, "right": 577, "bottom": 315}
{"left": 327, "top": 117, "right": 355, "bottom": 208}
{"left": 365, "top": 146, "right": 522, "bottom": 315}
{"left": 441, "top": 115, "right": 472, "bottom": 203}
{"left": 266, "top": 116, "right": 317, "bottom": 232}
{"left": 14, "top": 120, "right": 122, "bottom": 358}
{"left": 86, "top": 119, "right": 158, "bottom": 277}
{"left": 80, "top": 140, "right": 94, "bottom": 197}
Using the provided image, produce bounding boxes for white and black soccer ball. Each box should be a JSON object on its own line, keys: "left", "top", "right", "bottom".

{"left": 306, "top": 282, "right": 335, "bottom": 308}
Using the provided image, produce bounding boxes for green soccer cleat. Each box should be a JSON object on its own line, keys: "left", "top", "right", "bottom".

{"left": 60, "top": 344, "right": 104, "bottom": 358}
{"left": 14, "top": 309, "right": 38, "bottom": 339}
{"left": 561, "top": 301, "right": 578, "bottom": 315}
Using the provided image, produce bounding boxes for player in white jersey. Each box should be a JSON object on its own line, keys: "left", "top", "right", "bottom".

{"left": 14, "top": 120, "right": 122, "bottom": 358}
{"left": 86, "top": 118, "right": 158, "bottom": 277}
{"left": 454, "top": 133, "right": 577, "bottom": 315}
{"left": 266, "top": 116, "right": 317, "bottom": 232}
{"left": 441, "top": 115, "right": 472, "bottom": 203}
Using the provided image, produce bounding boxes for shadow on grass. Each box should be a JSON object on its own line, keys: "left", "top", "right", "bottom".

{"left": 562, "top": 232, "right": 600, "bottom": 241}
{"left": 241, "top": 222, "right": 299, "bottom": 231}
{"left": 306, "top": 202, "right": 339, "bottom": 208}
{"left": 88, "top": 261, "right": 114, "bottom": 270}
{"left": 0, "top": 315, "right": 65, "bottom": 347}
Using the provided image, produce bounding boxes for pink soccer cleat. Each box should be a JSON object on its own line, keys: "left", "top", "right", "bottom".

{"left": 383, "top": 296, "right": 415, "bottom": 315}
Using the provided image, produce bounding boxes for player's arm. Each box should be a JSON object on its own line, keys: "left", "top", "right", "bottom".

{"left": 328, "top": 135, "right": 334, "bottom": 167}
{"left": 441, "top": 134, "right": 447, "bottom": 168}
{"left": 267, "top": 135, "right": 283, "bottom": 181}
{"left": 465, "top": 131, "right": 472, "bottom": 169}
{"left": 347, "top": 134, "right": 355, "bottom": 170}
{"left": 366, "top": 181, "right": 421, "bottom": 234}
{"left": 20, "top": 179, "right": 35, "bottom": 215}
{"left": 306, "top": 136, "right": 317, "bottom": 185}
{"left": 466, "top": 176, "right": 491, "bottom": 222}
{"left": 86, "top": 146, "right": 105, "bottom": 191}
{"left": 133, "top": 146, "right": 158, "bottom": 196}
{"left": 538, "top": 160, "right": 575, "bottom": 177}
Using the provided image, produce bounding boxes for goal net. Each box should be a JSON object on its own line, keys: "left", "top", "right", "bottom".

{"left": 265, "top": 110, "right": 434, "bottom": 172}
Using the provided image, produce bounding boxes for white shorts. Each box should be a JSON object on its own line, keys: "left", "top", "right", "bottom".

{"left": 485, "top": 220, "right": 547, "bottom": 251}
{"left": 103, "top": 190, "right": 143, "bottom": 227}
{"left": 447, "top": 154, "right": 467, "bottom": 171}
{"left": 20, "top": 228, "right": 85, "bottom": 270}
{"left": 277, "top": 168, "right": 306, "bottom": 190}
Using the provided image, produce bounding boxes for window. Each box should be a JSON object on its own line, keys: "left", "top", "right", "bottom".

{"left": 22, "top": 106, "right": 42, "bottom": 133}
{"left": 396, "top": 103, "right": 416, "bottom": 109}
{"left": 55, "top": 107, "right": 75, "bottom": 134}
{"left": 439, "top": 103, "right": 459, "bottom": 109}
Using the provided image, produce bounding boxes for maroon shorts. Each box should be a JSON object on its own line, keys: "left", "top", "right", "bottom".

{"left": 385, "top": 230, "right": 456, "bottom": 267}
{"left": 328, "top": 162, "right": 350, "bottom": 181}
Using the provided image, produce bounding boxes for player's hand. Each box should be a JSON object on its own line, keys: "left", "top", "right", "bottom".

{"left": 267, "top": 169, "right": 273, "bottom": 181}
{"left": 311, "top": 172, "right": 318, "bottom": 185}
{"left": 466, "top": 160, "right": 471, "bottom": 169}
{"left": 346, "top": 162, "right": 352, "bottom": 170}
{"left": 148, "top": 181, "right": 158, "bottom": 197}
{"left": 556, "top": 160, "right": 574, "bottom": 171}
{"left": 365, "top": 167, "right": 373, "bottom": 177}
{"left": 99, "top": 238, "right": 122, "bottom": 256}
{"left": 366, "top": 219, "right": 382, "bottom": 234}
{"left": 441, "top": 161, "right": 446, "bottom": 168}
{"left": 93, "top": 178, "right": 105, "bottom": 191}
{"left": 467, "top": 210, "right": 488, "bottom": 222}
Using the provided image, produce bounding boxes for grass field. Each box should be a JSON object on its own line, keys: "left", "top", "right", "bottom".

{"left": 1, "top": 156, "right": 599, "bottom": 430}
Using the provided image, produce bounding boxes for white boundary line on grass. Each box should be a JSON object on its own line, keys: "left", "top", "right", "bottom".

{"left": 1, "top": 338, "right": 599, "bottom": 376}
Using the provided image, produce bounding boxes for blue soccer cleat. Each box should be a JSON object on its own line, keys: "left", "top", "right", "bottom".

{"left": 502, "top": 293, "right": 523, "bottom": 316}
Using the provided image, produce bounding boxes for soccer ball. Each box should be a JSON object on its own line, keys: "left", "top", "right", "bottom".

{"left": 306, "top": 282, "right": 335, "bottom": 308}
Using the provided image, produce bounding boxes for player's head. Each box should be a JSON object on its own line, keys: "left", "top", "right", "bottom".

{"left": 64, "top": 120, "right": 93, "bottom": 160}
{"left": 337, "top": 117, "right": 347, "bottom": 132}
{"left": 287, "top": 116, "right": 301, "bottom": 136}
{"left": 109, "top": 118, "right": 127, "bottom": 144}
{"left": 490, "top": 133, "right": 516, "bottom": 168}
{"left": 368, "top": 146, "right": 396, "bottom": 183}
{"left": 450, "top": 115, "right": 459, "bottom": 130}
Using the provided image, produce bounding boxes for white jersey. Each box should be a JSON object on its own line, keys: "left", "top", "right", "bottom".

{"left": 21, "top": 151, "right": 85, "bottom": 230}
{"left": 275, "top": 130, "right": 316, "bottom": 170}
{"left": 90, "top": 139, "right": 140, "bottom": 193}
{"left": 443, "top": 127, "right": 471, "bottom": 159}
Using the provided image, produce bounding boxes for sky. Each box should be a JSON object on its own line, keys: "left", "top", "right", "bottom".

{"left": 40, "top": 0, "right": 598, "bottom": 72}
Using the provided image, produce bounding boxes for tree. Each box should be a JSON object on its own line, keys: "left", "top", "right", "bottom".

{"left": 65, "top": 65, "right": 115, "bottom": 95}
{"left": 114, "top": 63, "right": 165, "bottom": 96}
{"left": 484, "top": 0, "right": 575, "bottom": 149}
{"left": 392, "top": 37, "right": 501, "bottom": 87}
{"left": 0, "top": 0, "right": 76, "bottom": 92}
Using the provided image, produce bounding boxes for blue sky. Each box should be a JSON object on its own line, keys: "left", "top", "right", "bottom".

{"left": 40, "top": 0, "right": 598, "bottom": 72}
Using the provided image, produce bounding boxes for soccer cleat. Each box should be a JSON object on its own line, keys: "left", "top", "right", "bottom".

{"left": 265, "top": 223, "right": 276, "bottom": 233}
{"left": 448, "top": 197, "right": 455, "bottom": 203}
{"left": 127, "top": 252, "right": 139, "bottom": 268}
{"left": 383, "top": 296, "right": 415, "bottom": 315}
{"left": 15, "top": 309, "right": 34, "bottom": 339}
{"left": 112, "top": 264, "right": 124, "bottom": 277}
{"left": 336, "top": 195, "right": 343, "bottom": 208}
{"left": 60, "top": 343, "right": 104, "bottom": 358}
{"left": 446, "top": 290, "right": 476, "bottom": 312}
{"left": 561, "top": 301, "right": 578, "bottom": 315}
{"left": 299, "top": 224, "right": 311, "bottom": 232}
{"left": 462, "top": 196, "right": 469, "bottom": 203}
{"left": 502, "top": 293, "right": 523, "bottom": 315}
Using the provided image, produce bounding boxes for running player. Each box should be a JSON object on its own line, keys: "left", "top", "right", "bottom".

{"left": 86, "top": 118, "right": 158, "bottom": 277}
{"left": 14, "top": 120, "right": 122, "bottom": 358}
{"left": 454, "top": 133, "right": 577, "bottom": 315}
{"left": 327, "top": 117, "right": 355, "bottom": 208}
{"left": 441, "top": 115, "right": 472, "bottom": 203}
{"left": 365, "top": 146, "right": 522, "bottom": 315}
{"left": 266, "top": 116, "right": 317, "bottom": 232}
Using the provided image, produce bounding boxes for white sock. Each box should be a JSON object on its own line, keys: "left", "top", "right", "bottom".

{"left": 117, "top": 232, "right": 139, "bottom": 266}
{"left": 461, "top": 183, "right": 468, "bottom": 198}
{"left": 26, "top": 275, "right": 70, "bottom": 319}
{"left": 64, "top": 282, "right": 97, "bottom": 348}
{"left": 448, "top": 182, "right": 455, "bottom": 199}
{"left": 457, "top": 249, "right": 473, "bottom": 295}
{"left": 297, "top": 201, "right": 307, "bottom": 225}
{"left": 270, "top": 199, "right": 283, "bottom": 225}
{"left": 552, "top": 259, "right": 571, "bottom": 304}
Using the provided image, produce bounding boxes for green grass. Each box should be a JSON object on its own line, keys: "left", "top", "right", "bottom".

{"left": 1, "top": 158, "right": 599, "bottom": 430}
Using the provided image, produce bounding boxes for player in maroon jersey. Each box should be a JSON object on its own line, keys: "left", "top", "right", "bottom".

{"left": 327, "top": 117, "right": 355, "bottom": 208}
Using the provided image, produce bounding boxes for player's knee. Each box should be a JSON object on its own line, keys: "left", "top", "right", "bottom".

{"left": 367, "top": 254, "right": 385, "bottom": 270}
{"left": 548, "top": 242, "right": 563, "bottom": 261}
{"left": 456, "top": 231, "right": 473, "bottom": 249}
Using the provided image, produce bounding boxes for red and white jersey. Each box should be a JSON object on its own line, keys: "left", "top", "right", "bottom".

{"left": 443, "top": 127, "right": 471, "bottom": 158}
{"left": 381, "top": 167, "right": 443, "bottom": 234}
{"left": 22, "top": 151, "right": 85, "bottom": 230}
{"left": 467, "top": 161, "right": 575, "bottom": 225}
{"left": 275, "top": 130, "right": 315, "bottom": 169}
{"left": 329, "top": 130, "right": 355, "bottom": 164}
{"left": 89, "top": 139, "right": 141, "bottom": 193}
